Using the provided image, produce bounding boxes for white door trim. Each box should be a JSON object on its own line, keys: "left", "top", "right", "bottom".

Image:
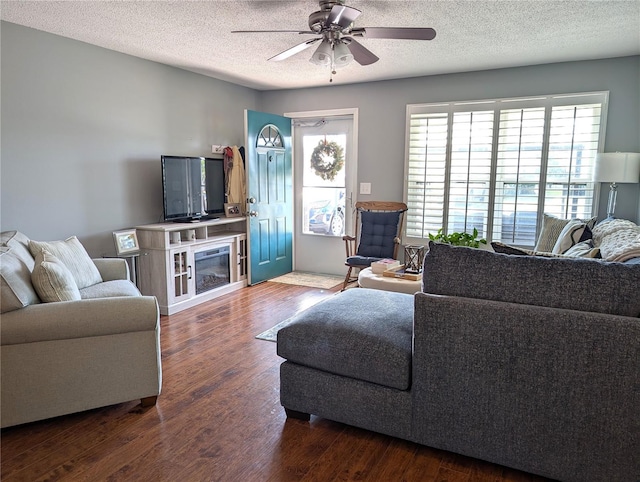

{"left": 285, "top": 108, "right": 358, "bottom": 275}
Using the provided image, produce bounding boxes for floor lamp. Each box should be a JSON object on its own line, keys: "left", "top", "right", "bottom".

{"left": 594, "top": 152, "right": 640, "bottom": 218}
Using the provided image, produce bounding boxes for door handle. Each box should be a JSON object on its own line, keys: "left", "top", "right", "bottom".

{"left": 249, "top": 210, "right": 258, "bottom": 217}
{"left": 248, "top": 197, "right": 256, "bottom": 204}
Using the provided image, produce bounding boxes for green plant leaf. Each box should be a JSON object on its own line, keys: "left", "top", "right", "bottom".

{"left": 426, "top": 228, "right": 487, "bottom": 248}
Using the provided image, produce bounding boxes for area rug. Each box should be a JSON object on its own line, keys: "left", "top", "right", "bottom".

{"left": 270, "top": 271, "right": 344, "bottom": 290}
{"left": 255, "top": 317, "right": 299, "bottom": 342}
{"left": 255, "top": 292, "right": 339, "bottom": 342}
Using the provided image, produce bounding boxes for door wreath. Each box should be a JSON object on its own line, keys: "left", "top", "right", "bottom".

{"left": 310, "top": 140, "right": 344, "bottom": 181}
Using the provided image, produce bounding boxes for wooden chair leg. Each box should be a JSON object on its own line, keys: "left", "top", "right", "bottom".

{"left": 342, "top": 266, "right": 353, "bottom": 291}
{"left": 141, "top": 396, "right": 158, "bottom": 407}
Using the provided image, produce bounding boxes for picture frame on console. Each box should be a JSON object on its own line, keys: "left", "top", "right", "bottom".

{"left": 224, "top": 203, "right": 242, "bottom": 218}
{"left": 113, "top": 229, "right": 140, "bottom": 255}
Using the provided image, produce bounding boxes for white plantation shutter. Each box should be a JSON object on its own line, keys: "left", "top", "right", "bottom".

{"left": 494, "top": 107, "right": 545, "bottom": 245}
{"left": 404, "top": 92, "right": 607, "bottom": 247}
{"left": 406, "top": 112, "right": 448, "bottom": 238}
{"left": 544, "top": 103, "right": 601, "bottom": 220}
{"left": 448, "top": 111, "right": 493, "bottom": 238}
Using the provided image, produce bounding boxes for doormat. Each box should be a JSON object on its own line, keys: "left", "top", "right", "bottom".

{"left": 270, "top": 271, "right": 344, "bottom": 290}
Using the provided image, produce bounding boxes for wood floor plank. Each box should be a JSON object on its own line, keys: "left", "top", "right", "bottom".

{"left": 363, "top": 438, "right": 420, "bottom": 481}
{"left": 400, "top": 445, "right": 443, "bottom": 481}
{"left": 1, "top": 282, "right": 554, "bottom": 482}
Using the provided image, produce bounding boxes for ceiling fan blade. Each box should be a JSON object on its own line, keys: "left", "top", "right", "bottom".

{"left": 344, "top": 38, "right": 379, "bottom": 66}
{"left": 352, "top": 27, "right": 436, "bottom": 40}
{"left": 268, "top": 38, "right": 321, "bottom": 62}
{"left": 232, "top": 30, "right": 316, "bottom": 35}
{"left": 326, "top": 4, "right": 361, "bottom": 29}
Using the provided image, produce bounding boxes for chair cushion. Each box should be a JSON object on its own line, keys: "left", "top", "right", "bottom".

{"left": 356, "top": 210, "right": 401, "bottom": 258}
{"left": 277, "top": 288, "right": 414, "bottom": 390}
{"left": 79, "top": 280, "right": 141, "bottom": 299}
{"left": 345, "top": 255, "right": 382, "bottom": 267}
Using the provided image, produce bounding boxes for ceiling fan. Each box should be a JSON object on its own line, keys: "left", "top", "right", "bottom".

{"left": 232, "top": 0, "right": 436, "bottom": 78}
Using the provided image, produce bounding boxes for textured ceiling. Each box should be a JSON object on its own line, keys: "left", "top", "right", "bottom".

{"left": 2, "top": 0, "right": 639, "bottom": 91}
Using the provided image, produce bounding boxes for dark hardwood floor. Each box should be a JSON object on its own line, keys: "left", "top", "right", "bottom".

{"left": 1, "top": 282, "right": 551, "bottom": 481}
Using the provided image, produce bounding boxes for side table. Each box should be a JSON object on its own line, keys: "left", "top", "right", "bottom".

{"left": 357, "top": 267, "right": 422, "bottom": 295}
{"left": 106, "top": 252, "right": 140, "bottom": 287}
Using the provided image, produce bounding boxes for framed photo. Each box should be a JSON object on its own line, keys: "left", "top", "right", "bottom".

{"left": 113, "top": 229, "right": 139, "bottom": 255}
{"left": 224, "top": 203, "right": 243, "bottom": 218}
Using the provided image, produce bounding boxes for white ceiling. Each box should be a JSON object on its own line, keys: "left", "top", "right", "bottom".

{"left": 2, "top": 0, "right": 639, "bottom": 91}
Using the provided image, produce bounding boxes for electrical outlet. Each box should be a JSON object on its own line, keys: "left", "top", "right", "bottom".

{"left": 211, "top": 145, "right": 225, "bottom": 154}
{"left": 360, "top": 182, "right": 372, "bottom": 195}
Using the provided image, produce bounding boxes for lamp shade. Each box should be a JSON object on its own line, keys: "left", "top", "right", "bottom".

{"left": 333, "top": 41, "right": 354, "bottom": 69}
{"left": 310, "top": 40, "right": 332, "bottom": 67}
{"left": 594, "top": 152, "right": 640, "bottom": 183}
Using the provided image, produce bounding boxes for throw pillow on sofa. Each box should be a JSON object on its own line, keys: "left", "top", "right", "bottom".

{"left": 551, "top": 220, "right": 589, "bottom": 254}
{"left": 29, "top": 236, "right": 102, "bottom": 289}
{"left": 0, "top": 246, "right": 41, "bottom": 312}
{"left": 563, "top": 240, "right": 600, "bottom": 258}
{"left": 491, "top": 242, "right": 565, "bottom": 258}
{"left": 491, "top": 240, "right": 600, "bottom": 259}
{"left": 31, "top": 250, "right": 81, "bottom": 302}
{"left": 534, "top": 213, "right": 596, "bottom": 252}
{"left": 1, "top": 231, "right": 36, "bottom": 271}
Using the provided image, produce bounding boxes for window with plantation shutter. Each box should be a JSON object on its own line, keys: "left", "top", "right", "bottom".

{"left": 406, "top": 112, "right": 448, "bottom": 238}
{"left": 404, "top": 92, "right": 608, "bottom": 247}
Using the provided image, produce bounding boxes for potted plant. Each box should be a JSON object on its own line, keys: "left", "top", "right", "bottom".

{"left": 428, "top": 227, "right": 487, "bottom": 248}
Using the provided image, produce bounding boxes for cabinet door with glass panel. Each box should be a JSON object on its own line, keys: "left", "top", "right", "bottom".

{"left": 170, "top": 248, "right": 192, "bottom": 304}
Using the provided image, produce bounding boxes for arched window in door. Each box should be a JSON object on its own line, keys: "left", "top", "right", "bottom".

{"left": 256, "top": 124, "right": 284, "bottom": 149}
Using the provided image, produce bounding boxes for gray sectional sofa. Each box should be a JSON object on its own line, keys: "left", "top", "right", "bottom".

{"left": 1, "top": 231, "right": 162, "bottom": 428}
{"left": 277, "top": 242, "right": 640, "bottom": 482}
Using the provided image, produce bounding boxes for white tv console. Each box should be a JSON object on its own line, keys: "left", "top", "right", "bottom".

{"left": 136, "top": 217, "right": 247, "bottom": 315}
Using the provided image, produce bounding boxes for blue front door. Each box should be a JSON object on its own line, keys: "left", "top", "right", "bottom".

{"left": 245, "top": 110, "right": 293, "bottom": 284}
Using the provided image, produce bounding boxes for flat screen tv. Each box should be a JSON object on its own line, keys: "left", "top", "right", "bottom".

{"left": 161, "top": 155, "right": 226, "bottom": 222}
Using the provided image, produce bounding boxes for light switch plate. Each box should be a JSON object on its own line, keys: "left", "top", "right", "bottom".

{"left": 360, "top": 182, "right": 371, "bottom": 195}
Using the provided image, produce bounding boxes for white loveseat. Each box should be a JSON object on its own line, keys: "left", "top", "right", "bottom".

{"left": 0, "top": 231, "right": 162, "bottom": 428}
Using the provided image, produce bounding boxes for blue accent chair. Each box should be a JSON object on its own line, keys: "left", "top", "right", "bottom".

{"left": 342, "top": 201, "right": 407, "bottom": 290}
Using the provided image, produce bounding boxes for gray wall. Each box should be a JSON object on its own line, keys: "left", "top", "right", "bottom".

{"left": 262, "top": 56, "right": 640, "bottom": 224}
{"left": 1, "top": 22, "right": 260, "bottom": 256}
{"left": 2, "top": 21, "right": 638, "bottom": 258}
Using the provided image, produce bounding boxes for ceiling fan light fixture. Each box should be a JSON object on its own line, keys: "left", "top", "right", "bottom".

{"left": 333, "top": 41, "right": 354, "bottom": 68}
{"left": 310, "top": 40, "right": 332, "bottom": 66}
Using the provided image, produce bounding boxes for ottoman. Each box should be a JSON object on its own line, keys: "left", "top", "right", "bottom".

{"left": 276, "top": 288, "right": 415, "bottom": 439}
{"left": 358, "top": 267, "right": 422, "bottom": 294}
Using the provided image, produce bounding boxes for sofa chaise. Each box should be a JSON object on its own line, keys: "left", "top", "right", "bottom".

{"left": 277, "top": 241, "right": 640, "bottom": 482}
{"left": 0, "top": 231, "right": 162, "bottom": 428}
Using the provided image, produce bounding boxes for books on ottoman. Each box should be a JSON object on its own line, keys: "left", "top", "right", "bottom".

{"left": 382, "top": 265, "right": 422, "bottom": 281}
{"left": 371, "top": 258, "right": 400, "bottom": 274}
